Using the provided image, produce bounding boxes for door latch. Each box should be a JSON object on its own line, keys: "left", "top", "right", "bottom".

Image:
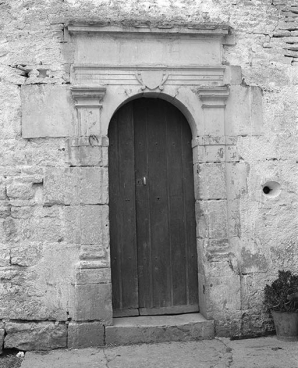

{"left": 137, "top": 177, "right": 147, "bottom": 186}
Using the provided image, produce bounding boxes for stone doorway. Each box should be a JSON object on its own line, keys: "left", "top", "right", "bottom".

{"left": 108, "top": 97, "right": 198, "bottom": 318}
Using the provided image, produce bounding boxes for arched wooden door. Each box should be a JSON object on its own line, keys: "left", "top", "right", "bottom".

{"left": 108, "top": 98, "right": 198, "bottom": 317}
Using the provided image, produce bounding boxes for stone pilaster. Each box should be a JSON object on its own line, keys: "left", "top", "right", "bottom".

{"left": 70, "top": 86, "right": 112, "bottom": 325}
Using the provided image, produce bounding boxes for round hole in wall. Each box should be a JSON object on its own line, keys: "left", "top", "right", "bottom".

{"left": 262, "top": 181, "right": 281, "bottom": 198}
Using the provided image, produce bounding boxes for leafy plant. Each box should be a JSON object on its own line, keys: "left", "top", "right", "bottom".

{"left": 264, "top": 270, "right": 298, "bottom": 312}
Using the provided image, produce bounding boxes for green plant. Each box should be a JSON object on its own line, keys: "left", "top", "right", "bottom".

{"left": 264, "top": 270, "right": 298, "bottom": 312}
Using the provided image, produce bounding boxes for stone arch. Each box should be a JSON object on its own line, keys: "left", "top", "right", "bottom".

{"left": 103, "top": 91, "right": 198, "bottom": 139}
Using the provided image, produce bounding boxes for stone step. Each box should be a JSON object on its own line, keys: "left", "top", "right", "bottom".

{"left": 105, "top": 313, "right": 214, "bottom": 346}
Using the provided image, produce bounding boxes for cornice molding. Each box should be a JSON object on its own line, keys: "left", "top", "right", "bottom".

{"left": 71, "top": 86, "right": 106, "bottom": 108}
{"left": 67, "top": 24, "right": 230, "bottom": 37}
{"left": 197, "top": 86, "right": 229, "bottom": 108}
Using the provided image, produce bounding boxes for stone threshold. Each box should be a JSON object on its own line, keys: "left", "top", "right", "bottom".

{"left": 105, "top": 313, "right": 214, "bottom": 346}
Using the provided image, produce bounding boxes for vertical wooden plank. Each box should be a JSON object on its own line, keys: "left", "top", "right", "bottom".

{"left": 108, "top": 112, "right": 122, "bottom": 312}
{"left": 147, "top": 99, "right": 172, "bottom": 308}
{"left": 108, "top": 103, "right": 139, "bottom": 315}
{"left": 181, "top": 112, "right": 199, "bottom": 306}
{"left": 134, "top": 99, "right": 153, "bottom": 309}
{"left": 165, "top": 102, "right": 188, "bottom": 307}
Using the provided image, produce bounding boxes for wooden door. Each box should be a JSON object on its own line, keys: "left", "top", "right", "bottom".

{"left": 109, "top": 98, "right": 198, "bottom": 317}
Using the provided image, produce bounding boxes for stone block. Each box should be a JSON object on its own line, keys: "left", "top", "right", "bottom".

{"left": 80, "top": 167, "right": 109, "bottom": 205}
{"left": 0, "top": 205, "right": 11, "bottom": 218}
{"left": 43, "top": 167, "right": 109, "bottom": 206}
{"left": 202, "top": 107, "right": 225, "bottom": 136}
{"left": 224, "top": 65, "right": 242, "bottom": 85}
{"left": 4, "top": 322, "right": 67, "bottom": 351}
{"left": 20, "top": 208, "right": 63, "bottom": 243}
{"left": 10, "top": 241, "right": 42, "bottom": 267}
{"left": 105, "top": 314, "right": 214, "bottom": 346}
{"left": 43, "top": 168, "right": 79, "bottom": 206}
{"left": 195, "top": 163, "right": 226, "bottom": 200}
{"left": 202, "top": 238, "right": 231, "bottom": 262}
{"left": 208, "top": 273, "right": 241, "bottom": 315}
{"left": 80, "top": 205, "right": 109, "bottom": 245}
{"left": 226, "top": 162, "right": 249, "bottom": 200}
{"left": 215, "top": 317, "right": 242, "bottom": 338}
{"left": 196, "top": 200, "right": 228, "bottom": 239}
{"left": 0, "top": 245, "right": 10, "bottom": 266}
{"left": 0, "top": 329, "right": 4, "bottom": 355}
{"left": 2, "top": 218, "right": 18, "bottom": 242}
{"left": 68, "top": 145, "right": 107, "bottom": 167}
{"left": 197, "top": 145, "right": 225, "bottom": 163}
{"left": 21, "top": 85, "right": 75, "bottom": 138}
{"left": 64, "top": 206, "right": 81, "bottom": 244}
{"left": 79, "top": 244, "right": 106, "bottom": 260}
{"left": 225, "top": 85, "right": 263, "bottom": 136}
{"left": 6, "top": 183, "right": 34, "bottom": 200}
{"left": 241, "top": 274, "right": 271, "bottom": 312}
{"left": 11, "top": 206, "right": 34, "bottom": 219}
{"left": 0, "top": 185, "right": 6, "bottom": 201}
{"left": 68, "top": 321, "right": 104, "bottom": 348}
{"left": 75, "top": 267, "right": 111, "bottom": 284}
{"left": 74, "top": 28, "right": 222, "bottom": 66}
{"left": 240, "top": 246, "right": 268, "bottom": 274}
{"left": 227, "top": 200, "right": 241, "bottom": 237}
{"left": 74, "top": 283, "right": 112, "bottom": 323}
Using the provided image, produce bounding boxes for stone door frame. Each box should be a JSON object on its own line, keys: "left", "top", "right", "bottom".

{"left": 64, "top": 24, "right": 238, "bottom": 326}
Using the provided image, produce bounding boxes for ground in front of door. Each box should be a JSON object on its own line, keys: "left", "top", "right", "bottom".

{"left": 18, "top": 337, "right": 298, "bottom": 368}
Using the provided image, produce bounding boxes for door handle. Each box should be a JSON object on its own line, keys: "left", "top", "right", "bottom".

{"left": 143, "top": 177, "right": 147, "bottom": 186}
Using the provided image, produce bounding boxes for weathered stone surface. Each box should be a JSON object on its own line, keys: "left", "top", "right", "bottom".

{"left": 74, "top": 283, "right": 112, "bottom": 323}
{"left": 43, "top": 168, "right": 78, "bottom": 205}
{"left": 0, "top": 242, "right": 79, "bottom": 321}
{"left": 10, "top": 241, "right": 43, "bottom": 267}
{"left": 80, "top": 205, "right": 109, "bottom": 245}
{"left": 75, "top": 267, "right": 111, "bottom": 284}
{"left": 68, "top": 145, "right": 108, "bottom": 167}
{"left": 0, "top": 328, "right": 4, "bottom": 355}
{"left": 68, "top": 321, "right": 104, "bottom": 348}
{"left": 6, "top": 183, "right": 34, "bottom": 200}
{"left": 105, "top": 314, "right": 214, "bottom": 346}
{"left": 79, "top": 244, "right": 106, "bottom": 260}
{"left": 195, "top": 163, "right": 226, "bottom": 200}
{"left": 0, "top": 205, "right": 11, "bottom": 218}
{"left": 196, "top": 200, "right": 228, "bottom": 239}
{"left": 4, "top": 322, "right": 67, "bottom": 351}
{"left": 43, "top": 167, "right": 108, "bottom": 205}
{"left": 80, "top": 167, "right": 109, "bottom": 205}
{"left": 21, "top": 85, "right": 75, "bottom": 139}
{"left": 225, "top": 86, "right": 263, "bottom": 136}
{"left": 0, "top": 244, "right": 10, "bottom": 266}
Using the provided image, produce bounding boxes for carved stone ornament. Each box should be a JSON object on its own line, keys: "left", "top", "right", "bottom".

{"left": 135, "top": 70, "right": 169, "bottom": 90}
{"left": 197, "top": 86, "right": 229, "bottom": 108}
{"left": 71, "top": 86, "right": 107, "bottom": 108}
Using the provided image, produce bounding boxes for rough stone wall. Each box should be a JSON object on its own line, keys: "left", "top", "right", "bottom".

{"left": 0, "top": 0, "right": 298, "bottom": 350}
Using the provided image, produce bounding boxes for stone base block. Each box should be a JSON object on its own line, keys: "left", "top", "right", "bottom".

{"left": 0, "top": 329, "right": 4, "bottom": 354}
{"left": 105, "top": 313, "right": 214, "bottom": 346}
{"left": 4, "top": 322, "right": 67, "bottom": 351}
{"left": 68, "top": 321, "right": 104, "bottom": 349}
{"left": 74, "top": 283, "right": 113, "bottom": 324}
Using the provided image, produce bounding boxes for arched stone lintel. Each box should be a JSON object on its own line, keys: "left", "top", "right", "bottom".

{"left": 102, "top": 89, "right": 199, "bottom": 139}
